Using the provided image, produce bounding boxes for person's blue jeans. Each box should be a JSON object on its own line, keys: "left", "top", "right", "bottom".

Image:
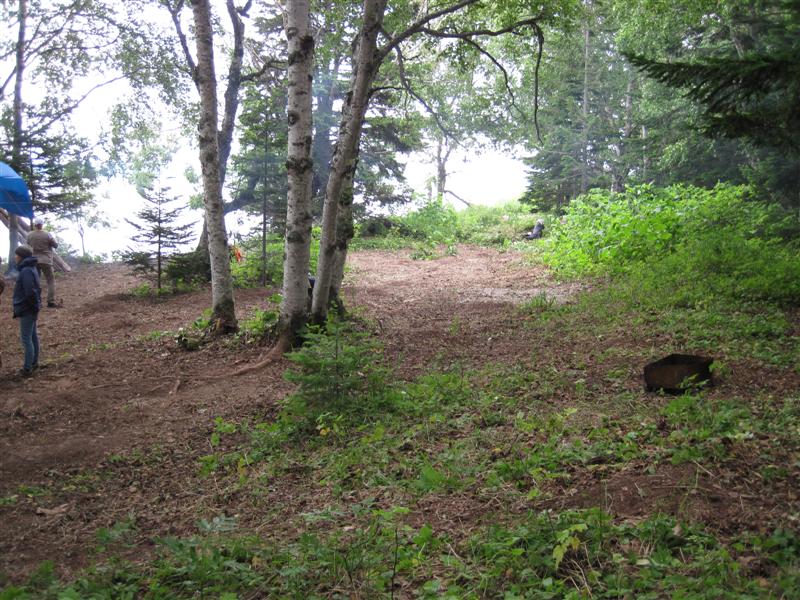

{"left": 18, "top": 312, "right": 39, "bottom": 372}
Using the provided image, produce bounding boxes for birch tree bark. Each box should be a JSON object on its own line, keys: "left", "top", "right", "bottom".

{"left": 276, "top": 0, "right": 315, "bottom": 347}
{"left": 310, "top": 0, "right": 388, "bottom": 324}
{"left": 168, "top": 0, "right": 252, "bottom": 256}
{"left": 328, "top": 172, "right": 355, "bottom": 313}
{"left": 191, "top": 0, "right": 237, "bottom": 332}
{"left": 6, "top": 0, "right": 26, "bottom": 271}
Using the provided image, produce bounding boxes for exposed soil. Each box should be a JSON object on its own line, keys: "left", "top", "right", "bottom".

{"left": 0, "top": 245, "right": 797, "bottom": 584}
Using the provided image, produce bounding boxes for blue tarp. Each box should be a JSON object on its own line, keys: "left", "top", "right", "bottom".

{"left": 0, "top": 161, "right": 33, "bottom": 219}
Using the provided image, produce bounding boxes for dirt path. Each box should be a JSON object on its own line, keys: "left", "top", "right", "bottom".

{"left": 0, "top": 246, "right": 577, "bottom": 580}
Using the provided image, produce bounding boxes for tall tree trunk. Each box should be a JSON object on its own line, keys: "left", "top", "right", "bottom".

{"left": 311, "top": 0, "right": 388, "bottom": 324}
{"left": 436, "top": 139, "right": 450, "bottom": 198}
{"left": 579, "top": 11, "right": 590, "bottom": 194}
{"left": 328, "top": 172, "right": 355, "bottom": 311}
{"left": 191, "top": 0, "right": 237, "bottom": 332}
{"left": 641, "top": 125, "right": 649, "bottom": 181}
{"left": 276, "top": 0, "right": 315, "bottom": 348}
{"left": 171, "top": 0, "right": 248, "bottom": 256}
{"left": 7, "top": 0, "right": 27, "bottom": 272}
{"left": 611, "top": 74, "right": 635, "bottom": 193}
{"left": 311, "top": 54, "right": 342, "bottom": 216}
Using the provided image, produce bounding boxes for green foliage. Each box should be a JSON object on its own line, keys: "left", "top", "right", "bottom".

{"left": 402, "top": 197, "right": 459, "bottom": 243}
{"left": 463, "top": 510, "right": 799, "bottom": 598}
{"left": 229, "top": 234, "right": 284, "bottom": 287}
{"left": 662, "top": 394, "right": 753, "bottom": 464}
{"left": 129, "top": 283, "right": 153, "bottom": 298}
{"left": 14, "top": 509, "right": 797, "bottom": 598}
{"left": 544, "top": 184, "right": 800, "bottom": 306}
{"left": 352, "top": 200, "right": 540, "bottom": 253}
{"left": 164, "top": 249, "right": 211, "bottom": 289}
{"left": 282, "top": 317, "right": 392, "bottom": 432}
{"left": 625, "top": 0, "right": 800, "bottom": 152}
{"left": 236, "top": 306, "right": 279, "bottom": 344}
{"left": 120, "top": 184, "right": 195, "bottom": 292}
{"left": 220, "top": 230, "right": 320, "bottom": 288}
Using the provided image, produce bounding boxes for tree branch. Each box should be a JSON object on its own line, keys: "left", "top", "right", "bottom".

{"left": 378, "top": 0, "right": 480, "bottom": 60}
{"left": 390, "top": 44, "right": 461, "bottom": 144}
{"left": 445, "top": 189, "right": 472, "bottom": 207}
{"left": 165, "top": 0, "right": 197, "bottom": 80}
{"left": 25, "top": 76, "right": 127, "bottom": 138}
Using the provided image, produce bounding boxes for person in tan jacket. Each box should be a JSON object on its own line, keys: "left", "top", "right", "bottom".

{"left": 27, "top": 217, "right": 59, "bottom": 307}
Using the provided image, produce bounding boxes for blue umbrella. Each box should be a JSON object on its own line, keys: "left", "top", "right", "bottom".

{"left": 0, "top": 161, "right": 34, "bottom": 219}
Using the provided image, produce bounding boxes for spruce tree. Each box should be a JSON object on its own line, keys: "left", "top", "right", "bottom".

{"left": 122, "top": 185, "right": 195, "bottom": 293}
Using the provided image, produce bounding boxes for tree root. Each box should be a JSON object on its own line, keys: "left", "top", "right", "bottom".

{"left": 231, "top": 334, "right": 292, "bottom": 376}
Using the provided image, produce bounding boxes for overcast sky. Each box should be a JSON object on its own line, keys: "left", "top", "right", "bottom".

{"left": 2, "top": 147, "right": 528, "bottom": 259}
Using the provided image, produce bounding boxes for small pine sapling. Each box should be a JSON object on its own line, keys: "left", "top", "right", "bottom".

{"left": 121, "top": 184, "right": 195, "bottom": 292}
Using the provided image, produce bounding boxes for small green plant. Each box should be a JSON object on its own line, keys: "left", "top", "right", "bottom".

{"left": 95, "top": 515, "right": 138, "bottom": 554}
{"left": 130, "top": 282, "right": 153, "bottom": 297}
{"left": 238, "top": 307, "right": 279, "bottom": 343}
{"left": 0, "top": 495, "right": 18, "bottom": 506}
{"left": 192, "top": 308, "right": 213, "bottom": 331}
{"left": 87, "top": 342, "right": 113, "bottom": 352}
{"left": 661, "top": 394, "right": 754, "bottom": 464}
{"left": 282, "top": 316, "right": 392, "bottom": 433}
{"left": 522, "top": 291, "right": 556, "bottom": 312}
{"left": 139, "top": 329, "right": 170, "bottom": 341}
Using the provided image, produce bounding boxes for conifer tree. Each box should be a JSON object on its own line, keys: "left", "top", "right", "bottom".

{"left": 122, "top": 185, "right": 195, "bottom": 293}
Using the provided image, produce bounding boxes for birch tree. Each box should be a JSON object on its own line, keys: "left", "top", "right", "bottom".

{"left": 190, "top": 0, "right": 237, "bottom": 332}
{"left": 310, "top": 0, "right": 558, "bottom": 324}
{"left": 5, "top": 0, "right": 27, "bottom": 270}
{"left": 275, "top": 0, "right": 315, "bottom": 349}
{"left": 310, "top": 0, "right": 388, "bottom": 324}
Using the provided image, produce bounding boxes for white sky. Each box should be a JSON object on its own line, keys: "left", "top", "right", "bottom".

{"left": 2, "top": 147, "right": 528, "bottom": 258}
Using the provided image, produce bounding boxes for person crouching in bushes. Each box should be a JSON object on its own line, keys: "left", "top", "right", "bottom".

{"left": 12, "top": 245, "right": 41, "bottom": 377}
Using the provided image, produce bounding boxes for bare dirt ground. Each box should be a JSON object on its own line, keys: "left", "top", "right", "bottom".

{"left": 0, "top": 246, "right": 579, "bottom": 581}
{"left": 0, "top": 245, "right": 796, "bottom": 584}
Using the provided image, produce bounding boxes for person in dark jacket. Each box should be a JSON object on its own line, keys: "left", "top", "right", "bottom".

{"left": 524, "top": 219, "right": 545, "bottom": 240}
{"left": 12, "top": 245, "right": 41, "bottom": 377}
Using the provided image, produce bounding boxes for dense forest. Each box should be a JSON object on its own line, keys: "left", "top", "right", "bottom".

{"left": 1, "top": 0, "right": 798, "bottom": 598}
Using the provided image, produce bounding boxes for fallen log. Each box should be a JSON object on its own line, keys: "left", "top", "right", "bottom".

{"left": 0, "top": 209, "right": 71, "bottom": 272}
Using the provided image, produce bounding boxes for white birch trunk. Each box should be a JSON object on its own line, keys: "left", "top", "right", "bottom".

{"left": 278, "top": 0, "right": 315, "bottom": 342}
{"left": 191, "top": 0, "right": 237, "bottom": 332}
{"left": 7, "top": 0, "right": 26, "bottom": 270}
{"left": 310, "top": 0, "right": 388, "bottom": 324}
{"left": 328, "top": 172, "right": 355, "bottom": 311}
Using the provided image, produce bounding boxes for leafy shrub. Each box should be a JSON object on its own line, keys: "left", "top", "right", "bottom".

{"left": 401, "top": 197, "right": 459, "bottom": 243}
{"left": 544, "top": 184, "right": 800, "bottom": 305}
{"left": 352, "top": 200, "right": 542, "bottom": 252}
{"left": 229, "top": 235, "right": 285, "bottom": 288}
{"left": 237, "top": 306, "right": 279, "bottom": 344}
{"left": 454, "top": 202, "right": 540, "bottom": 246}
{"left": 164, "top": 249, "right": 211, "bottom": 288}
{"left": 130, "top": 282, "right": 153, "bottom": 297}
{"left": 282, "top": 317, "right": 393, "bottom": 433}
{"left": 223, "top": 230, "right": 320, "bottom": 288}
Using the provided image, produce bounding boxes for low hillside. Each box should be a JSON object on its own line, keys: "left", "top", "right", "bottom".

{"left": 0, "top": 237, "right": 798, "bottom": 597}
